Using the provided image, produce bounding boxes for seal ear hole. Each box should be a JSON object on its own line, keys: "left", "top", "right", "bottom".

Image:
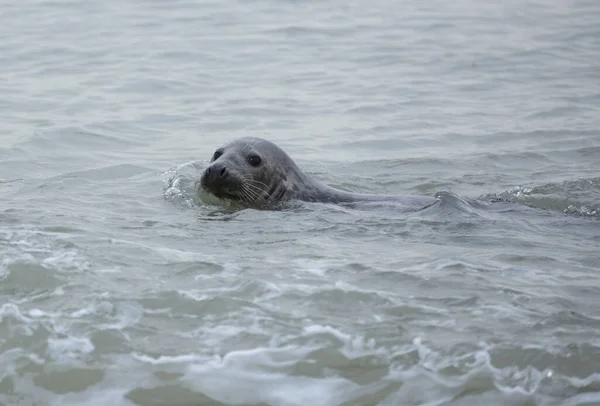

{"left": 212, "top": 150, "right": 223, "bottom": 161}
{"left": 248, "top": 155, "right": 262, "bottom": 167}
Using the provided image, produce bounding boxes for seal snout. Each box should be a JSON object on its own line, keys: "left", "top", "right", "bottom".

{"left": 205, "top": 163, "right": 228, "bottom": 180}
{"left": 200, "top": 161, "right": 237, "bottom": 197}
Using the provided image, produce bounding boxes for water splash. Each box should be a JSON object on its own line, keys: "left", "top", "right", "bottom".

{"left": 481, "top": 177, "right": 600, "bottom": 218}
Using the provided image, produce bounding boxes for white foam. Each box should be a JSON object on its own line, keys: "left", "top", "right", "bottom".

{"left": 4, "top": 366, "right": 137, "bottom": 406}
{"left": 12, "top": 284, "right": 68, "bottom": 305}
{"left": 302, "top": 324, "right": 385, "bottom": 360}
{"left": 66, "top": 300, "right": 142, "bottom": 331}
{"left": 295, "top": 263, "right": 328, "bottom": 276}
{"left": 51, "top": 388, "right": 137, "bottom": 406}
{"left": 199, "top": 324, "right": 247, "bottom": 340}
{"left": 1, "top": 227, "right": 91, "bottom": 278}
{"left": 184, "top": 345, "right": 359, "bottom": 406}
{"left": 154, "top": 246, "right": 213, "bottom": 263}
{"left": 561, "top": 392, "right": 600, "bottom": 406}
{"left": 303, "top": 324, "right": 353, "bottom": 343}
{"left": 1, "top": 253, "right": 36, "bottom": 276}
{"left": 28, "top": 308, "right": 47, "bottom": 318}
{"left": 27, "top": 353, "right": 45, "bottom": 365}
{"left": 133, "top": 352, "right": 207, "bottom": 365}
{"left": 41, "top": 249, "right": 90, "bottom": 272}
{"left": 70, "top": 300, "right": 113, "bottom": 318}
{"left": 216, "top": 345, "right": 317, "bottom": 370}
{"left": 1, "top": 303, "right": 56, "bottom": 337}
{"left": 70, "top": 307, "right": 95, "bottom": 318}
{"left": 572, "top": 372, "right": 600, "bottom": 386}
{"left": 47, "top": 336, "right": 94, "bottom": 360}
{"left": 565, "top": 204, "right": 599, "bottom": 217}
{"left": 384, "top": 338, "right": 590, "bottom": 405}
{"left": 176, "top": 289, "right": 209, "bottom": 302}
{"left": 95, "top": 267, "right": 121, "bottom": 273}
{"left": 143, "top": 307, "right": 170, "bottom": 315}
{"left": 0, "top": 303, "right": 33, "bottom": 324}
{"left": 290, "top": 258, "right": 329, "bottom": 276}
{"left": 99, "top": 302, "right": 143, "bottom": 330}
{"left": 106, "top": 238, "right": 219, "bottom": 265}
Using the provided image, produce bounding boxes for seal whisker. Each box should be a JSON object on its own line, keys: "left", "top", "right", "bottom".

{"left": 242, "top": 180, "right": 271, "bottom": 199}
{"left": 242, "top": 177, "right": 269, "bottom": 190}
{"left": 237, "top": 182, "right": 257, "bottom": 201}
{"left": 234, "top": 185, "right": 247, "bottom": 202}
{"left": 241, "top": 184, "right": 261, "bottom": 204}
{"left": 242, "top": 181, "right": 267, "bottom": 194}
{"left": 240, "top": 179, "right": 268, "bottom": 195}
{"left": 241, "top": 183, "right": 266, "bottom": 202}
{"left": 237, "top": 187, "right": 253, "bottom": 204}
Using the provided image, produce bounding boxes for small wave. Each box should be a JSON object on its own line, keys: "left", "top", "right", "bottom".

{"left": 0, "top": 178, "right": 24, "bottom": 185}
{"left": 153, "top": 246, "right": 216, "bottom": 263}
{"left": 2, "top": 308, "right": 599, "bottom": 405}
{"left": 124, "top": 329, "right": 600, "bottom": 405}
{"left": 0, "top": 303, "right": 35, "bottom": 325}
{"left": 48, "top": 164, "right": 154, "bottom": 182}
{"left": 482, "top": 177, "right": 600, "bottom": 218}
{"left": 163, "top": 162, "right": 255, "bottom": 213}
{"left": 16, "top": 127, "right": 142, "bottom": 152}
{"left": 162, "top": 161, "right": 203, "bottom": 208}
{"left": 0, "top": 226, "right": 90, "bottom": 276}
{"left": 432, "top": 191, "right": 485, "bottom": 216}
{"left": 133, "top": 352, "right": 206, "bottom": 365}
{"left": 47, "top": 336, "right": 95, "bottom": 361}
{"left": 182, "top": 342, "right": 359, "bottom": 406}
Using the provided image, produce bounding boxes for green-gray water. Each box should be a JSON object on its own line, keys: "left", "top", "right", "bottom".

{"left": 1, "top": 0, "right": 599, "bottom": 405}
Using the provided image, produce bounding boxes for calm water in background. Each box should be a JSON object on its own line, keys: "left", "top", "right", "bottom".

{"left": 1, "top": 0, "right": 600, "bottom": 405}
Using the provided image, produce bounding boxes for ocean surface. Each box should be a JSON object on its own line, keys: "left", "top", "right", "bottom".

{"left": 1, "top": 0, "right": 600, "bottom": 405}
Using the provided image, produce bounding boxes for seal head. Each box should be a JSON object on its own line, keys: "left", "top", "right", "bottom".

{"left": 199, "top": 136, "right": 439, "bottom": 210}
{"left": 199, "top": 137, "right": 306, "bottom": 207}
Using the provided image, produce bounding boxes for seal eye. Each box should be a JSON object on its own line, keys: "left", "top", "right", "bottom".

{"left": 212, "top": 150, "right": 222, "bottom": 161}
{"left": 248, "top": 155, "right": 262, "bottom": 167}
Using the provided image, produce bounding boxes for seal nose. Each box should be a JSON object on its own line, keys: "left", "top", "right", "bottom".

{"left": 206, "top": 163, "right": 228, "bottom": 180}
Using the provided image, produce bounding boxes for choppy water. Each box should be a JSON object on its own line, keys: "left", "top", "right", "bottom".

{"left": 1, "top": 0, "right": 600, "bottom": 405}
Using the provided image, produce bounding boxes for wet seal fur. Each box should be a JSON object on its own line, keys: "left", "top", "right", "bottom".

{"left": 198, "top": 137, "right": 438, "bottom": 210}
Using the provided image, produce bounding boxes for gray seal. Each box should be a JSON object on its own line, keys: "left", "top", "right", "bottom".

{"left": 198, "top": 137, "right": 438, "bottom": 209}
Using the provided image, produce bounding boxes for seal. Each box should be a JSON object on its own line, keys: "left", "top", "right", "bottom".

{"left": 198, "top": 137, "right": 438, "bottom": 209}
